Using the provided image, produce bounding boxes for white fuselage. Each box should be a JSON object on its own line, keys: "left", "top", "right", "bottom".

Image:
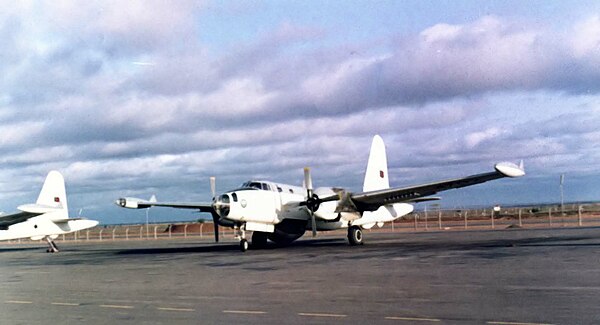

{"left": 217, "top": 180, "right": 414, "bottom": 232}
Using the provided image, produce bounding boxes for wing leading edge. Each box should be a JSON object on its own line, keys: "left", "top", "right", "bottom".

{"left": 350, "top": 162, "right": 525, "bottom": 211}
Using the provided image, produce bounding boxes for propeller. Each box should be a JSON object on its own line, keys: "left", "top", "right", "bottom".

{"left": 210, "top": 176, "right": 216, "bottom": 199}
{"left": 209, "top": 176, "right": 219, "bottom": 242}
{"left": 304, "top": 167, "right": 318, "bottom": 237}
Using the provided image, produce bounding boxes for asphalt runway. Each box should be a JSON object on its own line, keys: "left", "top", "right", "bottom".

{"left": 2, "top": 228, "right": 600, "bottom": 325}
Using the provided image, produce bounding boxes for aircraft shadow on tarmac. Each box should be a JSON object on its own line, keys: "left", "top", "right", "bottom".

{"left": 0, "top": 246, "right": 50, "bottom": 253}
{"left": 113, "top": 233, "right": 600, "bottom": 258}
{"left": 115, "top": 238, "right": 346, "bottom": 256}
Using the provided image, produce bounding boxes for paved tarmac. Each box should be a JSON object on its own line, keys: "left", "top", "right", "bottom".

{"left": 2, "top": 227, "right": 600, "bottom": 324}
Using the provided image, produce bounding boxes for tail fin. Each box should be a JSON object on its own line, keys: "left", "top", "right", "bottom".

{"left": 363, "top": 135, "right": 390, "bottom": 192}
{"left": 36, "top": 171, "right": 68, "bottom": 213}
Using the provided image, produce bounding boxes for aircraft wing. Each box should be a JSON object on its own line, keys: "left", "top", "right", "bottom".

{"left": 0, "top": 211, "right": 41, "bottom": 230}
{"left": 142, "top": 202, "right": 214, "bottom": 213}
{"left": 116, "top": 197, "right": 214, "bottom": 213}
{"left": 350, "top": 162, "right": 525, "bottom": 211}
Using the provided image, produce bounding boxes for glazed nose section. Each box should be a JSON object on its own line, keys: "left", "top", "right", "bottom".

{"left": 213, "top": 193, "right": 231, "bottom": 218}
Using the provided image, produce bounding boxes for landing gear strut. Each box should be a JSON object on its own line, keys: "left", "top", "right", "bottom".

{"left": 347, "top": 226, "right": 364, "bottom": 246}
{"left": 235, "top": 224, "right": 249, "bottom": 252}
{"left": 44, "top": 236, "right": 59, "bottom": 253}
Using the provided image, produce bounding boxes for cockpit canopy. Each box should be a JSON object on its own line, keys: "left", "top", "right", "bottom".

{"left": 241, "top": 181, "right": 272, "bottom": 191}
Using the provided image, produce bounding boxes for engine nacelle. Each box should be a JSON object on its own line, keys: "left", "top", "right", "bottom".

{"left": 313, "top": 187, "right": 339, "bottom": 220}
{"left": 115, "top": 197, "right": 143, "bottom": 209}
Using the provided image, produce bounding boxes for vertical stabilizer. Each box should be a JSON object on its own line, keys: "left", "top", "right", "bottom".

{"left": 363, "top": 135, "right": 390, "bottom": 192}
{"left": 36, "top": 171, "right": 68, "bottom": 213}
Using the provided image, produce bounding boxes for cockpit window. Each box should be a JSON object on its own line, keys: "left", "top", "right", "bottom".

{"left": 241, "top": 182, "right": 273, "bottom": 191}
{"left": 231, "top": 193, "right": 238, "bottom": 202}
{"left": 242, "top": 182, "right": 262, "bottom": 190}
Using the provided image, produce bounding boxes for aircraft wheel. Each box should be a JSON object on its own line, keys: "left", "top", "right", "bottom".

{"left": 240, "top": 239, "right": 249, "bottom": 252}
{"left": 347, "top": 226, "right": 364, "bottom": 246}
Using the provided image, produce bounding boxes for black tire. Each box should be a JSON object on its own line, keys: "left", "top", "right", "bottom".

{"left": 251, "top": 231, "right": 268, "bottom": 249}
{"left": 240, "top": 239, "right": 249, "bottom": 252}
{"left": 347, "top": 226, "right": 364, "bottom": 246}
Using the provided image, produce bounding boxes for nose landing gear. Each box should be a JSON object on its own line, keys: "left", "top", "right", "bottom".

{"left": 240, "top": 239, "right": 249, "bottom": 252}
{"left": 235, "top": 224, "right": 249, "bottom": 252}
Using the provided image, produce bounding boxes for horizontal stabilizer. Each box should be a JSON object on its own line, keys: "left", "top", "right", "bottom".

{"left": 52, "top": 218, "right": 99, "bottom": 231}
{"left": 52, "top": 217, "right": 89, "bottom": 224}
{"left": 17, "top": 203, "right": 63, "bottom": 214}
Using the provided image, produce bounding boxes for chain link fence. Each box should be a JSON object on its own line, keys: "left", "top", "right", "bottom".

{"left": 3, "top": 203, "right": 600, "bottom": 245}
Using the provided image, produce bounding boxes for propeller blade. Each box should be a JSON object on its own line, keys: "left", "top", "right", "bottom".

{"left": 304, "top": 167, "right": 313, "bottom": 192}
{"left": 210, "top": 176, "right": 216, "bottom": 198}
{"left": 304, "top": 167, "right": 318, "bottom": 237}
{"left": 209, "top": 176, "right": 219, "bottom": 242}
{"left": 310, "top": 212, "right": 317, "bottom": 237}
{"left": 211, "top": 211, "right": 220, "bottom": 242}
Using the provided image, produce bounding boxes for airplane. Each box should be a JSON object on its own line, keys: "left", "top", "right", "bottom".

{"left": 116, "top": 135, "right": 525, "bottom": 252}
{"left": 0, "top": 171, "right": 99, "bottom": 253}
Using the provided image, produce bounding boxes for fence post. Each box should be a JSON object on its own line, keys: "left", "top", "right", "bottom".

{"left": 438, "top": 210, "right": 442, "bottom": 229}
{"left": 112, "top": 228, "right": 117, "bottom": 241}
{"left": 140, "top": 226, "right": 143, "bottom": 239}
{"left": 99, "top": 229, "right": 104, "bottom": 241}
{"left": 578, "top": 205, "right": 582, "bottom": 226}
{"left": 518, "top": 209, "right": 522, "bottom": 227}
{"left": 125, "top": 228, "right": 129, "bottom": 240}
{"left": 424, "top": 209, "right": 428, "bottom": 230}
{"left": 464, "top": 211, "right": 468, "bottom": 229}
{"left": 414, "top": 213, "right": 418, "bottom": 230}
{"left": 491, "top": 209, "right": 495, "bottom": 229}
{"left": 169, "top": 225, "right": 172, "bottom": 238}
{"left": 86, "top": 230, "right": 89, "bottom": 241}
{"left": 549, "top": 207, "right": 553, "bottom": 226}
{"left": 184, "top": 224, "right": 188, "bottom": 238}
{"left": 154, "top": 226, "right": 158, "bottom": 239}
{"left": 200, "top": 224, "right": 203, "bottom": 238}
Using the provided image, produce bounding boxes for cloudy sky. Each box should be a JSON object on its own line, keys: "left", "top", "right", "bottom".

{"left": 1, "top": 1, "right": 600, "bottom": 224}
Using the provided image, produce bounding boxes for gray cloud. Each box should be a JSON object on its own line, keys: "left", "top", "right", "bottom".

{"left": 0, "top": 8, "right": 599, "bottom": 222}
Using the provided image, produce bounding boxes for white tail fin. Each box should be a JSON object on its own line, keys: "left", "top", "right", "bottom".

{"left": 36, "top": 171, "right": 68, "bottom": 212}
{"left": 363, "top": 135, "right": 390, "bottom": 192}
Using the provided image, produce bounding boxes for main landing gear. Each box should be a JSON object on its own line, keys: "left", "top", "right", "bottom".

{"left": 44, "top": 236, "right": 59, "bottom": 253}
{"left": 347, "top": 226, "right": 364, "bottom": 246}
